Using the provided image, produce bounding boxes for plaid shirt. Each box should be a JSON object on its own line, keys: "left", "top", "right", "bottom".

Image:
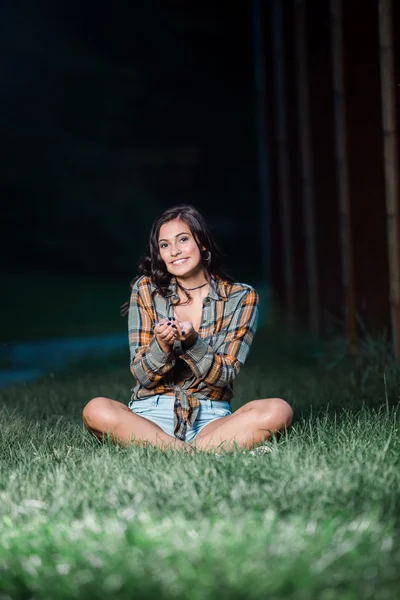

{"left": 128, "top": 274, "right": 259, "bottom": 441}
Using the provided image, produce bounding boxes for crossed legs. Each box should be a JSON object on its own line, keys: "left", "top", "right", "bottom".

{"left": 82, "top": 397, "right": 293, "bottom": 454}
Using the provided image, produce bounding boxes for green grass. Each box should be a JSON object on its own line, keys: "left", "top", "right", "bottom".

{"left": 1, "top": 328, "right": 400, "bottom": 599}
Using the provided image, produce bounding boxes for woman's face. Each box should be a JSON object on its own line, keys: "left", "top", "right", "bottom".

{"left": 158, "top": 218, "right": 205, "bottom": 278}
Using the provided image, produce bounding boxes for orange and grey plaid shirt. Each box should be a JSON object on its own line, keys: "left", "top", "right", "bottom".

{"left": 128, "top": 274, "right": 259, "bottom": 441}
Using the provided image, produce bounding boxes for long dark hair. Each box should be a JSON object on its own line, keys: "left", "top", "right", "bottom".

{"left": 120, "top": 204, "right": 234, "bottom": 317}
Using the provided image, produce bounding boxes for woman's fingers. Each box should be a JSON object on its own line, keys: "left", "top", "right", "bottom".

{"left": 155, "top": 318, "right": 176, "bottom": 330}
{"left": 154, "top": 318, "right": 166, "bottom": 332}
{"left": 155, "top": 318, "right": 179, "bottom": 343}
{"left": 160, "top": 324, "right": 176, "bottom": 337}
{"left": 155, "top": 319, "right": 178, "bottom": 330}
{"left": 176, "top": 320, "right": 194, "bottom": 338}
{"left": 154, "top": 321, "right": 169, "bottom": 336}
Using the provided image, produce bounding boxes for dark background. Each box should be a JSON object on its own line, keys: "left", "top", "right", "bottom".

{"left": 3, "top": 0, "right": 400, "bottom": 349}
{"left": 2, "top": 0, "right": 260, "bottom": 284}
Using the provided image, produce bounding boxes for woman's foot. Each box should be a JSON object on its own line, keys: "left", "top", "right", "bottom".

{"left": 248, "top": 444, "right": 273, "bottom": 456}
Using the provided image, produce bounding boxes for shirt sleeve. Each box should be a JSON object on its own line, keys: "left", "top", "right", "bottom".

{"left": 128, "top": 281, "right": 176, "bottom": 387}
{"left": 179, "top": 288, "right": 259, "bottom": 389}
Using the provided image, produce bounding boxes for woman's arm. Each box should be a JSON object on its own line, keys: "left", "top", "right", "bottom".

{"left": 128, "top": 283, "right": 176, "bottom": 388}
{"left": 179, "top": 288, "right": 259, "bottom": 389}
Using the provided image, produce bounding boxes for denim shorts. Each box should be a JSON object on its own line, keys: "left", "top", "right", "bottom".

{"left": 128, "top": 394, "right": 233, "bottom": 443}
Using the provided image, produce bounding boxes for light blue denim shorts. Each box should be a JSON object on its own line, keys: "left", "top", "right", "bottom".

{"left": 128, "top": 394, "right": 233, "bottom": 443}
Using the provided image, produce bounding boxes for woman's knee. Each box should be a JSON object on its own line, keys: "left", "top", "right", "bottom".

{"left": 273, "top": 398, "right": 293, "bottom": 427}
{"left": 257, "top": 398, "right": 294, "bottom": 430}
{"left": 82, "top": 397, "right": 116, "bottom": 429}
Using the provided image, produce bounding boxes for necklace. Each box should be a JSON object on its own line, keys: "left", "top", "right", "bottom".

{"left": 182, "top": 282, "right": 208, "bottom": 291}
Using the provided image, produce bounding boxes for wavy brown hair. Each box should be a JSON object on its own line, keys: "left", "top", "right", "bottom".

{"left": 120, "top": 204, "right": 234, "bottom": 317}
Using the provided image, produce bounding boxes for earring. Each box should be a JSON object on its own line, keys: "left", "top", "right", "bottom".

{"left": 203, "top": 250, "right": 211, "bottom": 262}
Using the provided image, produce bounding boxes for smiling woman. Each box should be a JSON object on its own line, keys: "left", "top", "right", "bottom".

{"left": 82, "top": 204, "right": 293, "bottom": 454}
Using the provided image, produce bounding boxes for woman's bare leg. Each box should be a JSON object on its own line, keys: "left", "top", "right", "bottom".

{"left": 82, "top": 397, "right": 193, "bottom": 453}
{"left": 192, "top": 398, "right": 294, "bottom": 453}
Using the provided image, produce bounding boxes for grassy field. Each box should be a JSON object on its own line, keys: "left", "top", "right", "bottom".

{"left": 1, "top": 328, "right": 400, "bottom": 599}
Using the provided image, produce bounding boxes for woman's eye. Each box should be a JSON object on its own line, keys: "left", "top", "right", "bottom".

{"left": 160, "top": 237, "right": 188, "bottom": 249}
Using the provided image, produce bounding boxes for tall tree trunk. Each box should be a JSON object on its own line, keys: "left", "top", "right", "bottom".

{"left": 379, "top": 0, "right": 400, "bottom": 356}
{"left": 253, "top": 0, "right": 272, "bottom": 326}
{"left": 272, "top": 0, "right": 295, "bottom": 331}
{"left": 330, "top": 0, "right": 356, "bottom": 351}
{"left": 294, "top": 0, "right": 319, "bottom": 336}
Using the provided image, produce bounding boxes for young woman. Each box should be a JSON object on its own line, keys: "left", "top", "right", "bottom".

{"left": 82, "top": 205, "right": 293, "bottom": 454}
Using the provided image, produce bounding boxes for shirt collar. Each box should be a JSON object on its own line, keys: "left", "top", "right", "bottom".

{"left": 150, "top": 274, "right": 228, "bottom": 302}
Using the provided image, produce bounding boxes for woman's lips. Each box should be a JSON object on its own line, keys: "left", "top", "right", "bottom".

{"left": 171, "top": 258, "right": 188, "bottom": 265}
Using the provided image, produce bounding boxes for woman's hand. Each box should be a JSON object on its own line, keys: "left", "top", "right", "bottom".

{"left": 177, "top": 320, "right": 198, "bottom": 349}
{"left": 154, "top": 318, "right": 180, "bottom": 353}
{"left": 154, "top": 318, "right": 198, "bottom": 353}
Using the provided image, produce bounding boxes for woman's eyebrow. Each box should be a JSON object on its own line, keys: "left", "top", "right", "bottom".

{"left": 158, "top": 232, "right": 191, "bottom": 243}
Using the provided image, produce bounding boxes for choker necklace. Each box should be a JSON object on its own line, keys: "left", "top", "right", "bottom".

{"left": 182, "top": 282, "right": 208, "bottom": 291}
